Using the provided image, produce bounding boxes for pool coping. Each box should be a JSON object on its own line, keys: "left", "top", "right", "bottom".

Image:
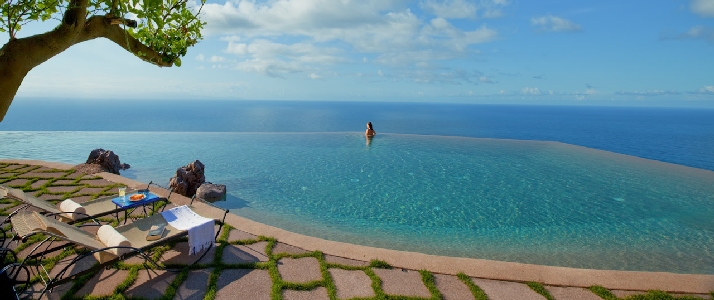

{"left": 3, "top": 158, "right": 713, "bottom": 293}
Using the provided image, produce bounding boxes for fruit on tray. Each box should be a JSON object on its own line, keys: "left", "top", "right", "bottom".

{"left": 129, "top": 194, "right": 145, "bottom": 201}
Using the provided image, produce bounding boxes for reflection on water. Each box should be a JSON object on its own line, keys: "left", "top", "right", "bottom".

{"left": 2, "top": 131, "right": 714, "bottom": 274}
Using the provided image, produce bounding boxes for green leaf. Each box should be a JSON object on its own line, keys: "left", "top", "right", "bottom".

{"left": 174, "top": 57, "right": 181, "bottom": 67}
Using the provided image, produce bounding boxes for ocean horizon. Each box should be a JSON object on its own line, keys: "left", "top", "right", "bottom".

{"left": 2, "top": 99, "right": 713, "bottom": 171}
{"left": 2, "top": 100, "right": 714, "bottom": 273}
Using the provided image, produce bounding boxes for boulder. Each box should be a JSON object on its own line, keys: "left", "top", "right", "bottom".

{"left": 196, "top": 183, "right": 227, "bottom": 202}
{"left": 85, "top": 148, "right": 129, "bottom": 175}
{"left": 72, "top": 163, "right": 107, "bottom": 174}
{"left": 168, "top": 160, "right": 205, "bottom": 197}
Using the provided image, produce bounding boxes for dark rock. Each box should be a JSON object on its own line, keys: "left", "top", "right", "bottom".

{"left": 196, "top": 183, "right": 226, "bottom": 202}
{"left": 72, "top": 163, "right": 108, "bottom": 174}
{"left": 168, "top": 160, "right": 205, "bottom": 198}
{"left": 85, "top": 149, "right": 127, "bottom": 175}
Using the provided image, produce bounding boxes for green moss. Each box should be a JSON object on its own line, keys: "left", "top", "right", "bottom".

{"left": 457, "top": 273, "right": 488, "bottom": 300}
{"left": 623, "top": 290, "right": 707, "bottom": 300}
{"left": 267, "top": 251, "right": 283, "bottom": 300}
{"left": 527, "top": 281, "right": 555, "bottom": 300}
{"left": 61, "top": 271, "right": 96, "bottom": 300}
{"left": 113, "top": 266, "right": 139, "bottom": 294}
{"left": 590, "top": 285, "right": 618, "bottom": 300}
{"left": 218, "top": 224, "right": 234, "bottom": 243}
{"left": 363, "top": 267, "right": 387, "bottom": 299}
{"left": 155, "top": 269, "right": 186, "bottom": 300}
{"left": 203, "top": 266, "right": 222, "bottom": 300}
{"left": 418, "top": 270, "right": 442, "bottom": 300}
{"left": 325, "top": 262, "right": 365, "bottom": 271}
{"left": 369, "top": 259, "right": 392, "bottom": 269}
{"left": 316, "top": 252, "right": 338, "bottom": 300}
{"left": 13, "top": 233, "right": 49, "bottom": 253}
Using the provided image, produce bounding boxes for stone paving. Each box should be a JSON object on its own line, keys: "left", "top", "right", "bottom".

{"left": 1, "top": 161, "right": 713, "bottom": 300}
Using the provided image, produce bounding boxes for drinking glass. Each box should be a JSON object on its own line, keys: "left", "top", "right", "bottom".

{"left": 118, "top": 187, "right": 126, "bottom": 201}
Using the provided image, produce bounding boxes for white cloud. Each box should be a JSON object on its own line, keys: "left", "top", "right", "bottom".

{"left": 225, "top": 40, "right": 344, "bottom": 64}
{"left": 201, "top": 0, "right": 401, "bottom": 38}
{"left": 220, "top": 35, "right": 242, "bottom": 42}
{"left": 379, "top": 68, "right": 488, "bottom": 84}
{"left": 378, "top": 70, "right": 384, "bottom": 76}
{"left": 420, "top": 0, "right": 477, "bottom": 19}
{"left": 479, "top": 76, "right": 494, "bottom": 83}
{"left": 691, "top": 0, "right": 714, "bottom": 17}
{"left": 522, "top": 87, "right": 541, "bottom": 95}
{"left": 233, "top": 59, "right": 303, "bottom": 77}
{"left": 209, "top": 55, "right": 226, "bottom": 62}
{"left": 421, "top": 19, "right": 498, "bottom": 52}
{"left": 195, "top": 54, "right": 205, "bottom": 61}
{"left": 201, "top": 0, "right": 499, "bottom": 78}
{"left": 420, "top": 0, "right": 510, "bottom": 19}
{"left": 222, "top": 39, "right": 345, "bottom": 77}
{"left": 482, "top": 0, "right": 510, "bottom": 18}
{"left": 309, "top": 73, "right": 321, "bottom": 79}
{"left": 694, "top": 85, "right": 714, "bottom": 94}
{"left": 615, "top": 90, "right": 681, "bottom": 96}
{"left": 531, "top": 15, "right": 582, "bottom": 32}
{"left": 660, "top": 25, "right": 714, "bottom": 42}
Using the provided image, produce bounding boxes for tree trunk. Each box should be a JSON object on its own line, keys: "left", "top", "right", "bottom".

{"left": 0, "top": 29, "right": 77, "bottom": 122}
{"left": 0, "top": 4, "right": 171, "bottom": 122}
{"left": 0, "top": 43, "right": 29, "bottom": 122}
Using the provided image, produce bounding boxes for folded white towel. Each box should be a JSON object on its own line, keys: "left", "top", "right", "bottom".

{"left": 161, "top": 205, "right": 214, "bottom": 255}
{"left": 97, "top": 225, "right": 132, "bottom": 256}
{"left": 59, "top": 199, "right": 87, "bottom": 220}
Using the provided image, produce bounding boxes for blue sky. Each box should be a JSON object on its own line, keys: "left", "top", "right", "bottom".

{"left": 4, "top": 0, "right": 714, "bottom": 107}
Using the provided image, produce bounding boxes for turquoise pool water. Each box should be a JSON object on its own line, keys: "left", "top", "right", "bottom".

{"left": 2, "top": 131, "right": 714, "bottom": 274}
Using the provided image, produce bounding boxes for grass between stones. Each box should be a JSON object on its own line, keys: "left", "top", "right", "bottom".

{"left": 591, "top": 285, "right": 619, "bottom": 300}
{"left": 589, "top": 285, "right": 713, "bottom": 300}
{"left": 2, "top": 163, "right": 714, "bottom": 300}
{"left": 527, "top": 281, "right": 555, "bottom": 300}
{"left": 457, "top": 272, "right": 489, "bottom": 300}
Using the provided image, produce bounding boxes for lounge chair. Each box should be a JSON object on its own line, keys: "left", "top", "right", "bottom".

{"left": 8, "top": 204, "right": 227, "bottom": 299}
{"left": 0, "top": 183, "right": 169, "bottom": 225}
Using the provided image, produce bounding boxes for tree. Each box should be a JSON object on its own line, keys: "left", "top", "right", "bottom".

{"left": 0, "top": 0, "right": 206, "bottom": 121}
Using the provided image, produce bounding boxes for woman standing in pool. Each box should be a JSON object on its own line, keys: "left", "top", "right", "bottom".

{"left": 365, "top": 122, "right": 376, "bottom": 146}
{"left": 365, "top": 122, "right": 376, "bottom": 136}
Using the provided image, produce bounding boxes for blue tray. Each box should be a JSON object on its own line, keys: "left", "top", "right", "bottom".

{"left": 112, "top": 192, "right": 160, "bottom": 208}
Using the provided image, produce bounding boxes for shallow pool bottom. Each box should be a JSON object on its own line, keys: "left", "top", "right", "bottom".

{"left": 2, "top": 132, "right": 714, "bottom": 274}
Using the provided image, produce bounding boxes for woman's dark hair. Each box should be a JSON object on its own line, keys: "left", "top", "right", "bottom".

{"left": 367, "top": 122, "right": 373, "bottom": 129}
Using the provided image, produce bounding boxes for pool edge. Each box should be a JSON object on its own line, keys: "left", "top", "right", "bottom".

{"left": 4, "top": 158, "right": 713, "bottom": 293}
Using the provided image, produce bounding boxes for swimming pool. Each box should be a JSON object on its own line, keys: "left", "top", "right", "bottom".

{"left": 2, "top": 131, "right": 714, "bottom": 274}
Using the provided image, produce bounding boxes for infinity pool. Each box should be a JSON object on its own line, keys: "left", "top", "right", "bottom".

{"left": 2, "top": 131, "right": 714, "bottom": 274}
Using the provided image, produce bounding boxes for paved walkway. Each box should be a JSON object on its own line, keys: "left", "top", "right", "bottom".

{"left": 1, "top": 160, "right": 712, "bottom": 300}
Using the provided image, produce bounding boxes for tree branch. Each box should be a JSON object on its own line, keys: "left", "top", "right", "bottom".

{"left": 63, "top": 0, "right": 89, "bottom": 28}
{"left": 78, "top": 15, "right": 173, "bottom": 67}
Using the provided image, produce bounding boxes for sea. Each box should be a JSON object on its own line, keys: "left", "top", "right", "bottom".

{"left": 2, "top": 99, "right": 714, "bottom": 171}
{"left": 1, "top": 99, "right": 714, "bottom": 273}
